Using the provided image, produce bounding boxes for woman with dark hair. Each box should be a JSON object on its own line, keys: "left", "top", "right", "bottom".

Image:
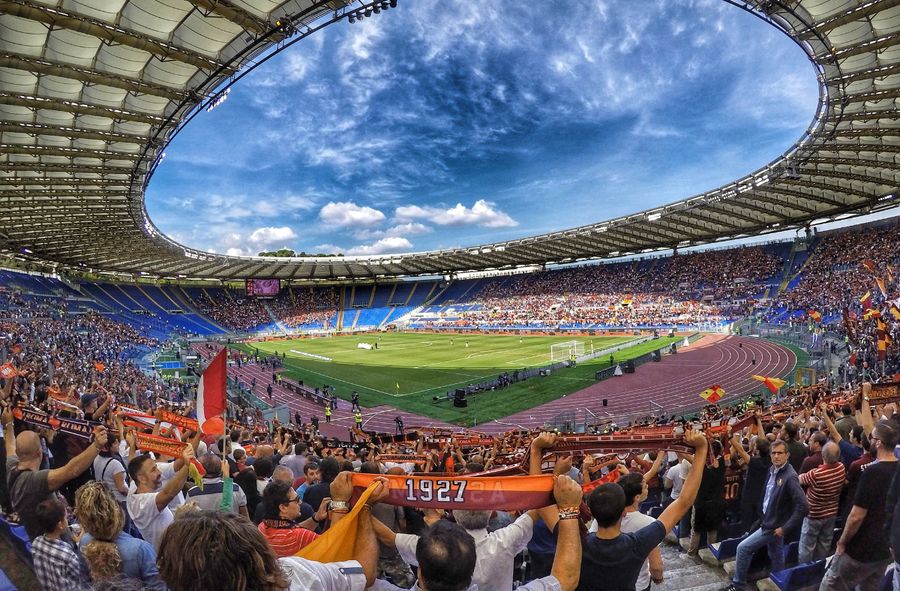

{"left": 74, "top": 481, "right": 165, "bottom": 590}
{"left": 157, "top": 511, "right": 290, "bottom": 591}
{"left": 235, "top": 467, "right": 262, "bottom": 521}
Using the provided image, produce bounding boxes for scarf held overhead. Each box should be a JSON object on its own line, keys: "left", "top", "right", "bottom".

{"left": 350, "top": 473, "right": 555, "bottom": 510}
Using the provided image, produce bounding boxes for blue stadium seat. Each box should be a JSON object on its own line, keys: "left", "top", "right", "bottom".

{"left": 881, "top": 569, "right": 893, "bottom": 591}
{"left": 768, "top": 559, "right": 826, "bottom": 591}
{"left": 638, "top": 500, "right": 658, "bottom": 514}
{"left": 708, "top": 534, "right": 748, "bottom": 562}
{"left": 782, "top": 541, "right": 799, "bottom": 568}
{"left": 0, "top": 569, "right": 15, "bottom": 591}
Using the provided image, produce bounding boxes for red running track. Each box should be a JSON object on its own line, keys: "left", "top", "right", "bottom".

{"left": 195, "top": 335, "right": 794, "bottom": 437}
{"left": 477, "top": 335, "right": 796, "bottom": 434}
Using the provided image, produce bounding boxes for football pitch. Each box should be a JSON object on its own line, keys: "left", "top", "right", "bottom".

{"left": 233, "top": 333, "right": 682, "bottom": 425}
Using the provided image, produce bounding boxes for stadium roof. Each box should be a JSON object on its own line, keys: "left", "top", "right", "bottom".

{"left": 1, "top": 0, "right": 899, "bottom": 280}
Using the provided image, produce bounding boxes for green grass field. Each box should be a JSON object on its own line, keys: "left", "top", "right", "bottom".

{"left": 233, "top": 333, "right": 682, "bottom": 425}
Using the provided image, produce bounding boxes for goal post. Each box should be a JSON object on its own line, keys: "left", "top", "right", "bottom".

{"left": 550, "top": 340, "right": 584, "bottom": 363}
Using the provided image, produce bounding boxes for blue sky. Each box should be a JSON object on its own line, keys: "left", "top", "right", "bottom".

{"left": 145, "top": 0, "right": 819, "bottom": 257}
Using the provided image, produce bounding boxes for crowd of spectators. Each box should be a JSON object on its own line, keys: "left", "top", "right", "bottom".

{"left": 427, "top": 246, "right": 780, "bottom": 328}
{"left": 189, "top": 287, "right": 338, "bottom": 332}
{"left": 774, "top": 222, "right": 899, "bottom": 318}
{"left": 3, "top": 330, "right": 899, "bottom": 591}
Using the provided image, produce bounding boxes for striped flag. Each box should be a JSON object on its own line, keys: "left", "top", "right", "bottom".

{"left": 751, "top": 375, "right": 786, "bottom": 394}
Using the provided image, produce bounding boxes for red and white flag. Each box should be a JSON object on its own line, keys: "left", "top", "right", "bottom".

{"left": 197, "top": 349, "right": 227, "bottom": 435}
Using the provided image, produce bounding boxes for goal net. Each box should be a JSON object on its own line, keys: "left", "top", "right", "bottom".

{"left": 550, "top": 340, "right": 584, "bottom": 363}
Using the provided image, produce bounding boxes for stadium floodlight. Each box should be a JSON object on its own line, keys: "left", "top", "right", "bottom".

{"left": 373, "top": 5, "right": 380, "bottom": 13}
{"left": 348, "top": 13, "right": 355, "bottom": 22}
{"left": 389, "top": 0, "right": 397, "bottom": 6}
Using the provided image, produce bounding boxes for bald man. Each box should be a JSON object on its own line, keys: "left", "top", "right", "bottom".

{"left": 2, "top": 407, "right": 108, "bottom": 539}
{"left": 797, "top": 441, "right": 845, "bottom": 563}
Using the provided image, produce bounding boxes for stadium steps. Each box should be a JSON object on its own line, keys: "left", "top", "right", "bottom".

{"left": 153, "top": 284, "right": 185, "bottom": 311}
{"left": 386, "top": 283, "right": 398, "bottom": 305}
{"left": 137, "top": 284, "right": 174, "bottom": 312}
{"left": 262, "top": 302, "right": 288, "bottom": 332}
{"left": 656, "top": 542, "right": 731, "bottom": 591}
{"left": 113, "top": 284, "right": 146, "bottom": 310}
{"left": 171, "top": 287, "right": 228, "bottom": 332}
{"left": 403, "top": 282, "right": 417, "bottom": 305}
{"left": 94, "top": 283, "right": 135, "bottom": 311}
{"left": 350, "top": 308, "right": 361, "bottom": 329}
{"left": 420, "top": 281, "right": 439, "bottom": 305}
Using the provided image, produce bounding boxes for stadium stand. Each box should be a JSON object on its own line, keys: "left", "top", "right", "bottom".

{"left": 0, "top": 0, "right": 899, "bottom": 589}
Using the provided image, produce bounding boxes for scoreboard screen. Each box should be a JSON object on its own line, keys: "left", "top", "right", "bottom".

{"left": 246, "top": 279, "right": 280, "bottom": 297}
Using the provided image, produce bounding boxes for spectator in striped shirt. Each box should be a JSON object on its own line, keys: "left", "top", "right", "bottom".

{"left": 257, "top": 479, "right": 327, "bottom": 557}
{"left": 797, "top": 442, "right": 844, "bottom": 563}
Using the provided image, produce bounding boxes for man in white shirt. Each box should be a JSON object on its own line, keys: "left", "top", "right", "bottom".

{"left": 616, "top": 473, "right": 664, "bottom": 590}
{"left": 375, "top": 507, "right": 535, "bottom": 590}
{"left": 126, "top": 444, "right": 194, "bottom": 551}
{"left": 371, "top": 475, "right": 584, "bottom": 591}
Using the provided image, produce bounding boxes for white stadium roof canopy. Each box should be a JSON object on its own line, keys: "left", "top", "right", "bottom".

{"left": 1, "top": 0, "right": 899, "bottom": 280}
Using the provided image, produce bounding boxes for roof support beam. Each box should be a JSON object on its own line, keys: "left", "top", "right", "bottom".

{"left": 775, "top": 181, "right": 850, "bottom": 208}
{"left": 184, "top": 0, "right": 273, "bottom": 36}
{"left": 822, "top": 31, "right": 900, "bottom": 61}
{"left": 0, "top": 162, "right": 132, "bottom": 174}
{"left": 794, "top": 168, "right": 895, "bottom": 191}
{"left": 0, "top": 53, "right": 188, "bottom": 102}
{"left": 0, "top": 122, "right": 149, "bottom": 145}
{"left": 801, "top": 0, "right": 900, "bottom": 37}
{"left": 0, "top": 93, "right": 163, "bottom": 125}
{"left": 0, "top": 144, "right": 141, "bottom": 161}
{"left": 750, "top": 191, "right": 818, "bottom": 215}
{"left": 700, "top": 203, "right": 761, "bottom": 225}
{"left": 0, "top": 178, "right": 130, "bottom": 189}
{"left": 0, "top": 1, "right": 231, "bottom": 73}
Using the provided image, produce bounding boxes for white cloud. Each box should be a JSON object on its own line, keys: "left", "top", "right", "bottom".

{"left": 319, "top": 201, "right": 386, "bottom": 227}
{"left": 347, "top": 236, "right": 413, "bottom": 255}
{"left": 247, "top": 226, "right": 298, "bottom": 246}
{"left": 387, "top": 222, "right": 432, "bottom": 236}
{"left": 395, "top": 200, "right": 517, "bottom": 228}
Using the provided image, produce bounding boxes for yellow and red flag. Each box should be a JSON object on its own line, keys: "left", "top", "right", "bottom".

{"left": 860, "top": 291, "right": 873, "bottom": 311}
{"left": 93, "top": 361, "right": 105, "bottom": 373}
{"left": 752, "top": 375, "right": 786, "bottom": 394}
{"left": 863, "top": 308, "right": 882, "bottom": 321}
{"left": 862, "top": 259, "right": 877, "bottom": 274}
{"left": 621, "top": 295, "right": 633, "bottom": 307}
{"left": 809, "top": 310, "right": 822, "bottom": 322}
{"left": 876, "top": 277, "right": 889, "bottom": 299}
{"left": 877, "top": 319, "right": 893, "bottom": 361}
{"left": 700, "top": 385, "right": 725, "bottom": 404}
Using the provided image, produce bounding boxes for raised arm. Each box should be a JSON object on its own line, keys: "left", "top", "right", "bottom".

{"left": 657, "top": 430, "right": 708, "bottom": 534}
{"left": 643, "top": 451, "right": 664, "bottom": 484}
{"left": 546, "top": 475, "right": 583, "bottom": 591}
{"left": 47, "top": 426, "right": 108, "bottom": 491}
{"left": 155, "top": 445, "right": 193, "bottom": 512}
{"left": 354, "top": 478, "right": 388, "bottom": 588}
{"left": 529, "top": 432, "right": 557, "bottom": 475}
{"left": 858, "top": 383, "right": 875, "bottom": 435}
{"left": 730, "top": 432, "right": 750, "bottom": 465}
{"left": 2, "top": 405, "right": 15, "bottom": 460}
{"left": 819, "top": 403, "right": 842, "bottom": 442}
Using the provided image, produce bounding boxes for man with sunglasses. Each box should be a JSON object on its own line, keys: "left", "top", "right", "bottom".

{"left": 258, "top": 479, "right": 328, "bottom": 557}
{"left": 721, "top": 439, "right": 807, "bottom": 591}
